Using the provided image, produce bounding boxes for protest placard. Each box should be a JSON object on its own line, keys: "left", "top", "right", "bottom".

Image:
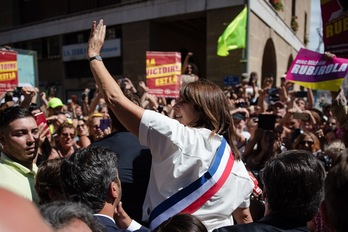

{"left": 146, "top": 51, "right": 181, "bottom": 98}
{"left": 0, "top": 50, "right": 18, "bottom": 94}
{"left": 286, "top": 48, "right": 348, "bottom": 91}
{"left": 321, "top": 0, "right": 348, "bottom": 57}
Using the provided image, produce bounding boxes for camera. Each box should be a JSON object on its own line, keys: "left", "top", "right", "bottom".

{"left": 236, "top": 101, "right": 247, "bottom": 108}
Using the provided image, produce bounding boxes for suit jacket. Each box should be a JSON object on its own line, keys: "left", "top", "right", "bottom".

{"left": 213, "top": 214, "right": 309, "bottom": 232}
{"left": 93, "top": 215, "right": 150, "bottom": 232}
{"left": 91, "top": 131, "right": 152, "bottom": 222}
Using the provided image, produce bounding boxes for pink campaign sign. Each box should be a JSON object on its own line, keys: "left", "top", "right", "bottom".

{"left": 286, "top": 48, "right": 348, "bottom": 91}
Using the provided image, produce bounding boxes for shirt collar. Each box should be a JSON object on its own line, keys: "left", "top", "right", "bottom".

{"left": 0, "top": 152, "right": 37, "bottom": 175}
{"left": 93, "top": 214, "right": 115, "bottom": 224}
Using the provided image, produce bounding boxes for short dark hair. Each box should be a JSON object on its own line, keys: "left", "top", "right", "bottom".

{"left": 60, "top": 146, "right": 119, "bottom": 213}
{"left": 35, "top": 158, "right": 65, "bottom": 205}
{"left": 261, "top": 150, "right": 325, "bottom": 222}
{"left": 153, "top": 214, "right": 207, "bottom": 232}
{"left": 39, "top": 201, "right": 105, "bottom": 232}
{"left": 324, "top": 151, "right": 348, "bottom": 232}
{"left": 0, "top": 106, "right": 34, "bottom": 131}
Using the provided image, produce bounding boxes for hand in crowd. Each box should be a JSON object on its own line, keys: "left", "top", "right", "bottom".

{"left": 21, "top": 86, "right": 36, "bottom": 97}
{"left": 103, "top": 126, "right": 111, "bottom": 136}
{"left": 114, "top": 202, "right": 132, "bottom": 229}
{"left": 40, "top": 91, "right": 46, "bottom": 100}
{"left": 36, "top": 122, "right": 50, "bottom": 148}
{"left": 138, "top": 81, "right": 149, "bottom": 92}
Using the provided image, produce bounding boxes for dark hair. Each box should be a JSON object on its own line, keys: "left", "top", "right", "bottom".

{"left": 60, "top": 146, "right": 119, "bottom": 213}
{"left": 185, "top": 62, "right": 199, "bottom": 76}
{"left": 180, "top": 79, "right": 240, "bottom": 159}
{"left": 293, "top": 131, "right": 321, "bottom": 153}
{"left": 35, "top": 158, "right": 65, "bottom": 205}
{"left": 39, "top": 201, "right": 105, "bottom": 232}
{"left": 153, "top": 214, "right": 207, "bottom": 232}
{"left": 0, "top": 106, "right": 34, "bottom": 131}
{"left": 261, "top": 150, "right": 325, "bottom": 222}
{"left": 248, "top": 71, "right": 258, "bottom": 86}
{"left": 324, "top": 152, "right": 348, "bottom": 232}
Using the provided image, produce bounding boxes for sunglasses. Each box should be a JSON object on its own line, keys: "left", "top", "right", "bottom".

{"left": 76, "top": 124, "right": 86, "bottom": 128}
{"left": 61, "top": 133, "right": 75, "bottom": 138}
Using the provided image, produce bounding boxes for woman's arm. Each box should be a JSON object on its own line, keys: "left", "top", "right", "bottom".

{"left": 88, "top": 91, "right": 102, "bottom": 116}
{"left": 306, "top": 88, "right": 314, "bottom": 109}
{"left": 88, "top": 20, "right": 144, "bottom": 136}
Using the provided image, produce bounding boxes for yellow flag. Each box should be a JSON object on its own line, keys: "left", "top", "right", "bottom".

{"left": 217, "top": 6, "right": 247, "bottom": 56}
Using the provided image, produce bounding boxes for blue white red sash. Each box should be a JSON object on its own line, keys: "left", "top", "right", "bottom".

{"left": 148, "top": 138, "right": 235, "bottom": 229}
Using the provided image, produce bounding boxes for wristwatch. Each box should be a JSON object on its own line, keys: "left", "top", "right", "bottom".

{"left": 89, "top": 55, "right": 102, "bottom": 62}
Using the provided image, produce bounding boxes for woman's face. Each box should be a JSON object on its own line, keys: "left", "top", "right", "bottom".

{"left": 187, "top": 64, "right": 193, "bottom": 74}
{"left": 58, "top": 127, "right": 75, "bottom": 148}
{"left": 296, "top": 99, "right": 306, "bottom": 111}
{"left": 286, "top": 118, "right": 300, "bottom": 130}
{"left": 298, "top": 135, "right": 314, "bottom": 152}
{"left": 99, "top": 106, "right": 109, "bottom": 118}
{"left": 173, "top": 99, "right": 200, "bottom": 126}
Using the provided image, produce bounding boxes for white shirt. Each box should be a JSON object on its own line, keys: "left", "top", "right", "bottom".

{"left": 139, "top": 110, "right": 253, "bottom": 231}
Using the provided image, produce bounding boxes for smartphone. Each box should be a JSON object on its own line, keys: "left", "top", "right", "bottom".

{"left": 34, "top": 112, "right": 50, "bottom": 135}
{"left": 99, "top": 118, "right": 111, "bottom": 132}
{"left": 295, "top": 91, "right": 307, "bottom": 98}
{"left": 267, "top": 88, "right": 279, "bottom": 95}
{"left": 258, "top": 114, "right": 276, "bottom": 131}
{"left": 293, "top": 112, "right": 309, "bottom": 121}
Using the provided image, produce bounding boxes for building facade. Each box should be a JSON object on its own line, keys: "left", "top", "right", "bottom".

{"left": 0, "top": 0, "right": 310, "bottom": 100}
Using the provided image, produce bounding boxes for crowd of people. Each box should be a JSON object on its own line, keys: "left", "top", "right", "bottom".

{"left": 0, "top": 19, "right": 348, "bottom": 232}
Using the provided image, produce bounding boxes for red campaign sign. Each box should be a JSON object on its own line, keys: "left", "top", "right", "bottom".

{"left": 146, "top": 51, "right": 181, "bottom": 98}
{"left": 321, "top": 0, "right": 348, "bottom": 58}
{"left": 0, "top": 50, "right": 18, "bottom": 94}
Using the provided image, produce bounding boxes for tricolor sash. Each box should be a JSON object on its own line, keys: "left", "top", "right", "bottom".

{"left": 148, "top": 138, "right": 235, "bottom": 229}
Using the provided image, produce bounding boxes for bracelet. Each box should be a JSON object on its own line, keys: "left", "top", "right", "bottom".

{"left": 89, "top": 55, "right": 102, "bottom": 62}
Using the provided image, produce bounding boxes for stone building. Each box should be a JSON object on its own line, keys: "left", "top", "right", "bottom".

{"left": 0, "top": 0, "right": 309, "bottom": 100}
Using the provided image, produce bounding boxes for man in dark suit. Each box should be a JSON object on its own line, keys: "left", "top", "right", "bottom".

{"left": 91, "top": 104, "right": 151, "bottom": 223}
{"left": 60, "top": 146, "right": 150, "bottom": 232}
{"left": 213, "top": 150, "right": 326, "bottom": 232}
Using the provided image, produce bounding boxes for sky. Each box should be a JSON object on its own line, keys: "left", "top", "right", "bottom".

{"left": 309, "top": 0, "right": 324, "bottom": 52}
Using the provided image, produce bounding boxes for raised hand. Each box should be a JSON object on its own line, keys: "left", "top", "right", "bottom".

{"left": 87, "top": 19, "right": 106, "bottom": 58}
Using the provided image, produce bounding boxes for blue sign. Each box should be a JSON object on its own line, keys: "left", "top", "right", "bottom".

{"left": 223, "top": 76, "right": 240, "bottom": 86}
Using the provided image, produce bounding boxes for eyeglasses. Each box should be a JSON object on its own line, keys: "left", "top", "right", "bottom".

{"left": 61, "top": 133, "right": 74, "bottom": 138}
{"left": 77, "top": 124, "right": 86, "bottom": 129}
{"left": 300, "top": 140, "right": 314, "bottom": 146}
